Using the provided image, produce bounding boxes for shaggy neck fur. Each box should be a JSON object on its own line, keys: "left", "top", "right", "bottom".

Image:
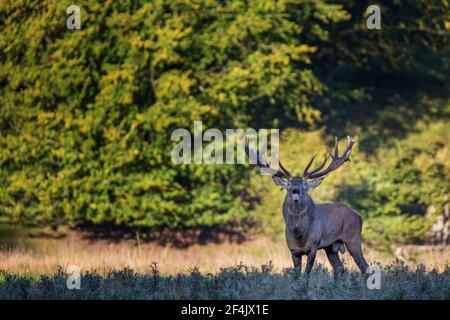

{"left": 284, "top": 193, "right": 316, "bottom": 240}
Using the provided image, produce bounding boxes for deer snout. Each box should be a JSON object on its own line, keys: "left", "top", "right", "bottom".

{"left": 291, "top": 189, "right": 300, "bottom": 202}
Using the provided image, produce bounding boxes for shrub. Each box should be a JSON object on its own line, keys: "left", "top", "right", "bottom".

{"left": 0, "top": 264, "right": 448, "bottom": 299}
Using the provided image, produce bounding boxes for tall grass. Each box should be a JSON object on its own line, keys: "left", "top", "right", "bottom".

{"left": 0, "top": 263, "right": 448, "bottom": 299}
{"left": 1, "top": 231, "right": 448, "bottom": 275}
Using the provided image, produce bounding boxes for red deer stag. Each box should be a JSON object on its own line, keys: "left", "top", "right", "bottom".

{"left": 245, "top": 136, "right": 369, "bottom": 278}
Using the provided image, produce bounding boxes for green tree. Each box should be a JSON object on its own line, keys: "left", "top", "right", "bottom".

{"left": 0, "top": 0, "right": 345, "bottom": 228}
{"left": 313, "top": 0, "right": 450, "bottom": 141}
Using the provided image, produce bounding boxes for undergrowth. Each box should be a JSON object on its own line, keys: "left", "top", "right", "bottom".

{"left": 0, "top": 263, "right": 448, "bottom": 300}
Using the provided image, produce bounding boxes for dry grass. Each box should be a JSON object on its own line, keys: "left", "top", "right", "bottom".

{"left": 0, "top": 232, "right": 448, "bottom": 275}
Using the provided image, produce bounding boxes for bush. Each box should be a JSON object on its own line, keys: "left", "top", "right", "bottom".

{"left": 348, "top": 120, "right": 449, "bottom": 248}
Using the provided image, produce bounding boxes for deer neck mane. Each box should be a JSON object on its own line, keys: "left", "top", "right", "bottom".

{"left": 284, "top": 194, "right": 316, "bottom": 239}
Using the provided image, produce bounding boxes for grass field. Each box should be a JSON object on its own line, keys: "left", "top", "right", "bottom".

{"left": 1, "top": 228, "right": 449, "bottom": 274}
{"left": 1, "top": 225, "right": 449, "bottom": 299}
{"left": 0, "top": 263, "right": 449, "bottom": 299}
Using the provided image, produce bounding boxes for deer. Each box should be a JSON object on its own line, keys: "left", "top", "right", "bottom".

{"left": 245, "top": 136, "right": 369, "bottom": 279}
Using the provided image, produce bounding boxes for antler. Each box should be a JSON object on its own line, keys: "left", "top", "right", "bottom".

{"left": 244, "top": 137, "right": 292, "bottom": 180}
{"left": 302, "top": 136, "right": 355, "bottom": 180}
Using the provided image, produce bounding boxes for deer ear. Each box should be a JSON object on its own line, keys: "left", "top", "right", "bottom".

{"left": 306, "top": 178, "right": 324, "bottom": 189}
{"left": 272, "top": 176, "right": 288, "bottom": 189}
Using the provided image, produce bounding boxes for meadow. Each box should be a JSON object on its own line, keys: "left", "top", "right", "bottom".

{"left": 0, "top": 225, "right": 448, "bottom": 299}
{"left": 1, "top": 262, "right": 449, "bottom": 300}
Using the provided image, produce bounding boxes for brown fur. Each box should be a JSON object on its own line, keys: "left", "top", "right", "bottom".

{"left": 246, "top": 136, "right": 369, "bottom": 278}
{"left": 283, "top": 190, "right": 369, "bottom": 278}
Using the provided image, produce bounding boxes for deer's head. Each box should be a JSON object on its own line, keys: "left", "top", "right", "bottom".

{"left": 245, "top": 136, "right": 355, "bottom": 204}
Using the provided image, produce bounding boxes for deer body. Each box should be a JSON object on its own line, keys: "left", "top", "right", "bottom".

{"left": 283, "top": 191, "right": 368, "bottom": 276}
{"left": 245, "top": 136, "right": 369, "bottom": 278}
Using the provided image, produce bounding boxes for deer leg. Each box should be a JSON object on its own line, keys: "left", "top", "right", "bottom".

{"left": 325, "top": 246, "right": 344, "bottom": 280}
{"left": 291, "top": 252, "right": 303, "bottom": 271}
{"left": 304, "top": 250, "right": 317, "bottom": 275}
{"left": 345, "top": 241, "right": 369, "bottom": 275}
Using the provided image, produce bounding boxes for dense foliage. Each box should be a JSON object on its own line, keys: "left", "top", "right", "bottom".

{"left": 344, "top": 121, "right": 449, "bottom": 248}
{"left": 0, "top": 263, "right": 449, "bottom": 299}
{"left": 1, "top": 0, "right": 344, "bottom": 228}
{"left": 0, "top": 1, "right": 448, "bottom": 246}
